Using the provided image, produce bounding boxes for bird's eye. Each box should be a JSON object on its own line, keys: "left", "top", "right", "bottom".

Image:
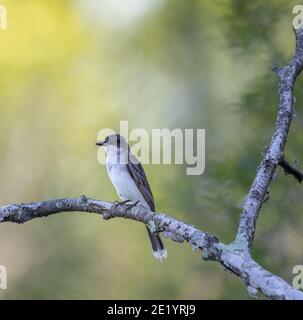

{"left": 104, "top": 137, "right": 109, "bottom": 143}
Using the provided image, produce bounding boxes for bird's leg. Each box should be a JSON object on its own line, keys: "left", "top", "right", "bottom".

{"left": 118, "top": 199, "right": 132, "bottom": 205}
{"left": 128, "top": 200, "right": 139, "bottom": 208}
{"left": 117, "top": 200, "right": 140, "bottom": 208}
{"left": 125, "top": 201, "right": 140, "bottom": 213}
{"left": 107, "top": 200, "right": 131, "bottom": 219}
{"left": 112, "top": 199, "right": 131, "bottom": 208}
{"left": 110, "top": 200, "right": 140, "bottom": 216}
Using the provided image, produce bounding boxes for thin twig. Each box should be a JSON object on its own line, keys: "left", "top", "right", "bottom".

{"left": 279, "top": 158, "right": 303, "bottom": 183}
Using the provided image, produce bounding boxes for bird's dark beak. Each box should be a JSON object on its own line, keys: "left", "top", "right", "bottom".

{"left": 96, "top": 140, "right": 105, "bottom": 146}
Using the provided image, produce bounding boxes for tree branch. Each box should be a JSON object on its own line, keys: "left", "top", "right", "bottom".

{"left": 236, "top": 26, "right": 303, "bottom": 251}
{"left": 279, "top": 157, "right": 303, "bottom": 183}
{"left": 0, "top": 196, "right": 302, "bottom": 300}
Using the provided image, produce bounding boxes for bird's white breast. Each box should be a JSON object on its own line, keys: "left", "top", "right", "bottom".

{"left": 104, "top": 145, "right": 150, "bottom": 208}
{"left": 106, "top": 162, "right": 149, "bottom": 207}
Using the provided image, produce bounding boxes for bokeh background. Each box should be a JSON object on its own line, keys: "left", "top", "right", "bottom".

{"left": 0, "top": 0, "right": 303, "bottom": 299}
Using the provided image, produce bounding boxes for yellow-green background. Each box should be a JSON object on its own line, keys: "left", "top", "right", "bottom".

{"left": 0, "top": 0, "right": 302, "bottom": 299}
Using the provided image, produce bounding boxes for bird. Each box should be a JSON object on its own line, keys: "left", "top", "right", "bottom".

{"left": 96, "top": 133, "right": 167, "bottom": 261}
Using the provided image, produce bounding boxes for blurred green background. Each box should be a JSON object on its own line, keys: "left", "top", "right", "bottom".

{"left": 0, "top": 0, "right": 303, "bottom": 299}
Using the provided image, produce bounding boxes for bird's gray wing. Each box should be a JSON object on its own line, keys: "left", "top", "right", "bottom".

{"left": 127, "top": 152, "right": 155, "bottom": 211}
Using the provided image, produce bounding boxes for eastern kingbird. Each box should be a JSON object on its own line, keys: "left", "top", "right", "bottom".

{"left": 96, "top": 134, "right": 167, "bottom": 261}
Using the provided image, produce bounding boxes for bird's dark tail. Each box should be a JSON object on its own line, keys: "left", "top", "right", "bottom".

{"left": 145, "top": 226, "right": 167, "bottom": 261}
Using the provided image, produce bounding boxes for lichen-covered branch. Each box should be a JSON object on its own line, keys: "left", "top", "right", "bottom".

{"left": 0, "top": 196, "right": 302, "bottom": 300}
{"left": 236, "top": 26, "right": 303, "bottom": 250}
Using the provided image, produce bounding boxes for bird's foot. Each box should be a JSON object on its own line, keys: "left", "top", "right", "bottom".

{"left": 126, "top": 200, "right": 139, "bottom": 209}
{"left": 118, "top": 200, "right": 132, "bottom": 205}
{"left": 107, "top": 200, "right": 140, "bottom": 219}
{"left": 116, "top": 200, "right": 139, "bottom": 208}
{"left": 105, "top": 200, "right": 129, "bottom": 219}
{"left": 124, "top": 201, "right": 140, "bottom": 214}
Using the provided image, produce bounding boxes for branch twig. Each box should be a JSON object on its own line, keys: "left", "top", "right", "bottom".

{"left": 279, "top": 158, "right": 303, "bottom": 183}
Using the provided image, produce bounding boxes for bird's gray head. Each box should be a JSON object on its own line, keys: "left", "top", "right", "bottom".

{"left": 96, "top": 134, "right": 128, "bottom": 150}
